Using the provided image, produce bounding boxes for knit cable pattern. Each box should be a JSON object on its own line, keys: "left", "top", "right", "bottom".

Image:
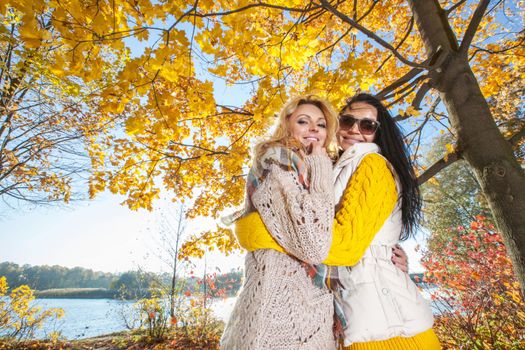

{"left": 252, "top": 154, "right": 334, "bottom": 264}
{"left": 326, "top": 153, "right": 397, "bottom": 266}
{"left": 220, "top": 153, "right": 337, "bottom": 350}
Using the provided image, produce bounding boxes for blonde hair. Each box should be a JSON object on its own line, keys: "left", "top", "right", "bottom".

{"left": 254, "top": 94, "right": 339, "bottom": 161}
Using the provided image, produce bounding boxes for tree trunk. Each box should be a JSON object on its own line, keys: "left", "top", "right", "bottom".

{"left": 408, "top": 0, "right": 525, "bottom": 295}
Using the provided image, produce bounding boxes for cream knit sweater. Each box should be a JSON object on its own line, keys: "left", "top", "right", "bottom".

{"left": 220, "top": 153, "right": 336, "bottom": 350}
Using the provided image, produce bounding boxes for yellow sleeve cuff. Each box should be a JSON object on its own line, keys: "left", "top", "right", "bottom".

{"left": 235, "top": 211, "right": 285, "bottom": 254}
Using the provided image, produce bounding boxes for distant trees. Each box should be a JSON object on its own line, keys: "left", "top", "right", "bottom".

{"left": 421, "top": 135, "right": 493, "bottom": 250}
{"left": 0, "top": 262, "right": 243, "bottom": 298}
{"left": 209, "top": 270, "right": 243, "bottom": 298}
{"left": 0, "top": 262, "right": 115, "bottom": 290}
{"left": 110, "top": 270, "right": 159, "bottom": 299}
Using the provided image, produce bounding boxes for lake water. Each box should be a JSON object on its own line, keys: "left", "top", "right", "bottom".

{"left": 32, "top": 297, "right": 237, "bottom": 340}
{"left": 30, "top": 292, "right": 439, "bottom": 340}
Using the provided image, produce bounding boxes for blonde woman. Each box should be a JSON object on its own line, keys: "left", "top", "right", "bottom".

{"left": 220, "top": 95, "right": 339, "bottom": 350}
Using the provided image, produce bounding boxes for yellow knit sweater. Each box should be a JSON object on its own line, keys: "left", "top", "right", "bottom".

{"left": 235, "top": 154, "right": 397, "bottom": 266}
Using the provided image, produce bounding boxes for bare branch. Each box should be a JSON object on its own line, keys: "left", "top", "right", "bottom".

{"left": 459, "top": 0, "right": 491, "bottom": 55}
{"left": 412, "top": 82, "right": 432, "bottom": 110}
{"left": 445, "top": 0, "right": 468, "bottom": 15}
{"left": 318, "top": 0, "right": 427, "bottom": 68}
{"left": 419, "top": 124, "right": 525, "bottom": 185}
{"left": 418, "top": 152, "right": 460, "bottom": 185}
{"left": 375, "top": 68, "right": 424, "bottom": 100}
{"left": 376, "top": 16, "right": 415, "bottom": 73}
{"left": 509, "top": 125, "right": 525, "bottom": 147}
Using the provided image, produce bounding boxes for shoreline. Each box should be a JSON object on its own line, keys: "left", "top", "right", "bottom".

{"left": 35, "top": 288, "right": 119, "bottom": 299}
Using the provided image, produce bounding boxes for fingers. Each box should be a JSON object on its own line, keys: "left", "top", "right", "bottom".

{"left": 310, "top": 141, "right": 327, "bottom": 157}
{"left": 392, "top": 245, "right": 407, "bottom": 259}
{"left": 391, "top": 255, "right": 406, "bottom": 265}
{"left": 391, "top": 255, "right": 408, "bottom": 273}
{"left": 392, "top": 246, "right": 401, "bottom": 256}
{"left": 306, "top": 143, "right": 313, "bottom": 154}
{"left": 393, "top": 243, "right": 404, "bottom": 253}
{"left": 392, "top": 245, "right": 408, "bottom": 273}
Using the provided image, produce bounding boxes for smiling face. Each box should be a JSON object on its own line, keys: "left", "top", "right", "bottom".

{"left": 337, "top": 102, "right": 378, "bottom": 151}
{"left": 288, "top": 103, "right": 327, "bottom": 148}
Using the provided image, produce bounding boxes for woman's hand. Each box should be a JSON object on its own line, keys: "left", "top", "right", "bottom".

{"left": 391, "top": 244, "right": 408, "bottom": 273}
{"left": 309, "top": 141, "right": 328, "bottom": 157}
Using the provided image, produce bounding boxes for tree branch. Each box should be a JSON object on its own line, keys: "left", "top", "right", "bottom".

{"left": 318, "top": 0, "right": 427, "bottom": 68}
{"left": 375, "top": 16, "right": 414, "bottom": 73}
{"left": 385, "top": 82, "right": 420, "bottom": 109}
{"left": 459, "top": 0, "right": 491, "bottom": 55}
{"left": 419, "top": 125, "right": 525, "bottom": 185}
{"left": 193, "top": 2, "right": 317, "bottom": 18}
{"left": 228, "top": 120, "right": 255, "bottom": 150}
{"left": 316, "top": 27, "right": 352, "bottom": 56}
{"left": 187, "top": 0, "right": 199, "bottom": 78}
{"left": 216, "top": 104, "right": 254, "bottom": 116}
{"left": 445, "top": 0, "right": 468, "bottom": 15}
{"left": 509, "top": 125, "right": 525, "bottom": 147}
{"left": 412, "top": 82, "right": 432, "bottom": 110}
{"left": 418, "top": 152, "right": 460, "bottom": 185}
{"left": 382, "top": 74, "right": 427, "bottom": 101}
{"left": 375, "top": 67, "right": 423, "bottom": 100}
{"left": 377, "top": 45, "right": 446, "bottom": 103}
{"left": 355, "top": 0, "right": 379, "bottom": 23}
{"left": 469, "top": 34, "right": 525, "bottom": 60}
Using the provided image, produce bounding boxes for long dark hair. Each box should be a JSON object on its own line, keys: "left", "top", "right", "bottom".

{"left": 340, "top": 93, "right": 422, "bottom": 240}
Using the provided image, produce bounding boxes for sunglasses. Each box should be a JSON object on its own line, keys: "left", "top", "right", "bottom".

{"left": 339, "top": 114, "right": 380, "bottom": 135}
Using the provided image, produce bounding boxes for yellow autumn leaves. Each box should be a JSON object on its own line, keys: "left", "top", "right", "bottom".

{"left": 0, "top": 277, "right": 64, "bottom": 340}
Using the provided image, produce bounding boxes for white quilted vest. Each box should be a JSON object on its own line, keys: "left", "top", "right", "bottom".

{"left": 332, "top": 143, "right": 434, "bottom": 346}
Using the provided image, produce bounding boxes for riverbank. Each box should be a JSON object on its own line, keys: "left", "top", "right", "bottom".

{"left": 35, "top": 288, "right": 118, "bottom": 299}
{"left": 0, "top": 329, "right": 221, "bottom": 349}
